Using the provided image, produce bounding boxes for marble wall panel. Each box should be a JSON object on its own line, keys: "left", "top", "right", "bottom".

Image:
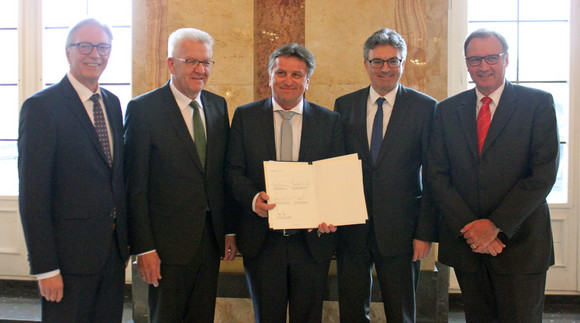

{"left": 254, "top": 0, "right": 306, "bottom": 100}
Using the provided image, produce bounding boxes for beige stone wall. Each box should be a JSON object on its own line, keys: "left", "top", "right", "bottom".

{"left": 132, "top": 0, "right": 254, "bottom": 119}
{"left": 133, "top": 0, "right": 447, "bottom": 117}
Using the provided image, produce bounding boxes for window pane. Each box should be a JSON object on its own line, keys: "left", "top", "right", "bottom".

{"left": 0, "top": 30, "right": 18, "bottom": 84}
{"left": 468, "top": 0, "right": 518, "bottom": 22}
{"left": 0, "top": 141, "right": 18, "bottom": 196}
{"left": 468, "top": 22, "right": 518, "bottom": 82}
{"left": 548, "top": 143, "right": 568, "bottom": 204}
{"left": 524, "top": 83, "right": 569, "bottom": 143}
{"left": 519, "top": 22, "right": 569, "bottom": 81}
{"left": 520, "top": 0, "right": 569, "bottom": 20}
{"left": 101, "top": 84, "right": 132, "bottom": 116}
{"left": 0, "top": 0, "right": 17, "bottom": 28}
{"left": 100, "top": 26, "right": 132, "bottom": 83}
{"left": 0, "top": 86, "right": 19, "bottom": 139}
{"left": 88, "top": 0, "right": 132, "bottom": 26}
{"left": 42, "top": 28, "right": 70, "bottom": 85}
{"left": 43, "top": 0, "right": 88, "bottom": 27}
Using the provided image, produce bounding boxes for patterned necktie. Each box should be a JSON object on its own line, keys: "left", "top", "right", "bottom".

{"left": 190, "top": 100, "right": 206, "bottom": 170}
{"left": 477, "top": 96, "right": 492, "bottom": 156}
{"left": 370, "top": 97, "right": 386, "bottom": 164}
{"left": 90, "top": 93, "right": 112, "bottom": 167}
{"left": 278, "top": 110, "right": 296, "bottom": 161}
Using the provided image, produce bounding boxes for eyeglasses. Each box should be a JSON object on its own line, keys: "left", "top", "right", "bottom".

{"left": 69, "top": 42, "right": 112, "bottom": 56}
{"left": 173, "top": 58, "right": 215, "bottom": 68}
{"left": 465, "top": 52, "right": 506, "bottom": 67}
{"left": 368, "top": 57, "right": 403, "bottom": 68}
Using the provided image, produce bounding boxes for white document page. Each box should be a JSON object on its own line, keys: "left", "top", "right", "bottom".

{"left": 264, "top": 154, "right": 367, "bottom": 229}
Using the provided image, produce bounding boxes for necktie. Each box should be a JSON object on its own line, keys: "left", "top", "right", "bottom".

{"left": 477, "top": 96, "right": 492, "bottom": 156}
{"left": 278, "top": 110, "right": 295, "bottom": 161}
{"left": 190, "top": 100, "right": 206, "bottom": 170}
{"left": 90, "top": 93, "right": 112, "bottom": 167}
{"left": 370, "top": 97, "right": 385, "bottom": 164}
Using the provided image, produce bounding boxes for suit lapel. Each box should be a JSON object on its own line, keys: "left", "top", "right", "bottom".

{"left": 481, "top": 81, "right": 517, "bottom": 157}
{"left": 201, "top": 91, "right": 216, "bottom": 168}
{"left": 299, "top": 100, "right": 315, "bottom": 161}
{"left": 354, "top": 88, "right": 372, "bottom": 163}
{"left": 260, "top": 99, "right": 277, "bottom": 160}
{"left": 159, "top": 84, "right": 204, "bottom": 172}
{"left": 375, "top": 86, "right": 408, "bottom": 164}
{"left": 457, "top": 89, "right": 479, "bottom": 159}
{"left": 101, "top": 89, "right": 122, "bottom": 170}
{"left": 60, "top": 76, "right": 112, "bottom": 168}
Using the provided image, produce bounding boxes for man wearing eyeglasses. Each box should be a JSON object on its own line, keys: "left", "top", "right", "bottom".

{"left": 18, "top": 18, "right": 129, "bottom": 322}
{"left": 428, "top": 28, "right": 559, "bottom": 322}
{"left": 334, "top": 28, "right": 438, "bottom": 322}
{"left": 124, "top": 28, "right": 237, "bottom": 322}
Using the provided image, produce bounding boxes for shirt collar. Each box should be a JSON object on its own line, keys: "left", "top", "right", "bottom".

{"left": 170, "top": 80, "right": 203, "bottom": 112}
{"left": 271, "top": 97, "right": 304, "bottom": 115}
{"left": 369, "top": 84, "right": 398, "bottom": 107}
{"left": 67, "top": 72, "right": 101, "bottom": 102}
{"left": 475, "top": 80, "right": 505, "bottom": 106}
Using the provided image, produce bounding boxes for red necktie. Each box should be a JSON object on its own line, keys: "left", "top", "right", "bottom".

{"left": 477, "top": 96, "right": 492, "bottom": 156}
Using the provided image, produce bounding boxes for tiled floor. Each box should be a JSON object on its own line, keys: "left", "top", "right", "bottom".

{"left": 0, "top": 295, "right": 579, "bottom": 322}
{"left": 0, "top": 279, "right": 578, "bottom": 322}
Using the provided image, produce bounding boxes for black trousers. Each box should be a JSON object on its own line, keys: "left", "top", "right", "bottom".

{"left": 148, "top": 218, "right": 221, "bottom": 323}
{"left": 42, "top": 233, "right": 125, "bottom": 323}
{"left": 337, "top": 231, "right": 419, "bottom": 323}
{"left": 244, "top": 232, "right": 331, "bottom": 323}
{"left": 454, "top": 256, "right": 547, "bottom": 323}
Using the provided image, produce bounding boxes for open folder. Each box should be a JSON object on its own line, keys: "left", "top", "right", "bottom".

{"left": 263, "top": 153, "right": 368, "bottom": 229}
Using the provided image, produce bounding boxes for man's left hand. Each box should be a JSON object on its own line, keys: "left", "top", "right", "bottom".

{"left": 412, "top": 239, "right": 432, "bottom": 261}
{"left": 223, "top": 235, "right": 237, "bottom": 261}
{"left": 461, "top": 219, "right": 500, "bottom": 250}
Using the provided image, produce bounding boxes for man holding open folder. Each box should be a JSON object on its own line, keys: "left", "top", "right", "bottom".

{"left": 227, "top": 43, "right": 344, "bottom": 323}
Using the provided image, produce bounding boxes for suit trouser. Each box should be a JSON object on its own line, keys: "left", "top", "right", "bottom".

{"left": 148, "top": 218, "right": 221, "bottom": 323}
{"left": 243, "top": 232, "right": 331, "bottom": 323}
{"left": 454, "top": 256, "right": 547, "bottom": 323}
{"left": 42, "top": 232, "right": 126, "bottom": 323}
{"left": 337, "top": 232, "right": 419, "bottom": 323}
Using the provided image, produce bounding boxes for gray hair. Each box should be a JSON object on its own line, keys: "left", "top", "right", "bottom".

{"left": 363, "top": 28, "right": 407, "bottom": 61}
{"left": 167, "top": 28, "right": 214, "bottom": 58}
{"left": 464, "top": 28, "right": 509, "bottom": 56}
{"left": 66, "top": 18, "right": 113, "bottom": 48}
{"left": 268, "top": 43, "right": 315, "bottom": 79}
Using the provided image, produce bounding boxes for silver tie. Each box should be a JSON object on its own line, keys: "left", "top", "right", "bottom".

{"left": 277, "top": 110, "right": 295, "bottom": 161}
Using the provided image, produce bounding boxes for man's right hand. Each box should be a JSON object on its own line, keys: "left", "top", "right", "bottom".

{"left": 137, "top": 251, "right": 162, "bottom": 287}
{"left": 38, "top": 274, "right": 64, "bottom": 302}
{"left": 255, "top": 191, "right": 276, "bottom": 218}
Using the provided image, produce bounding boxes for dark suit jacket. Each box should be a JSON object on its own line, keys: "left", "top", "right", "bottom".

{"left": 334, "top": 85, "right": 438, "bottom": 257}
{"left": 124, "top": 82, "right": 233, "bottom": 265}
{"left": 18, "top": 75, "right": 128, "bottom": 275}
{"left": 428, "top": 81, "right": 559, "bottom": 274}
{"left": 227, "top": 98, "right": 345, "bottom": 262}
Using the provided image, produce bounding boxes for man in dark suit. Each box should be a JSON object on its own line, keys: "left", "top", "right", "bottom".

{"left": 124, "top": 28, "right": 237, "bottom": 322}
{"left": 18, "top": 18, "right": 128, "bottom": 322}
{"left": 334, "top": 28, "right": 437, "bottom": 323}
{"left": 227, "top": 43, "right": 344, "bottom": 322}
{"left": 428, "top": 28, "right": 559, "bottom": 322}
